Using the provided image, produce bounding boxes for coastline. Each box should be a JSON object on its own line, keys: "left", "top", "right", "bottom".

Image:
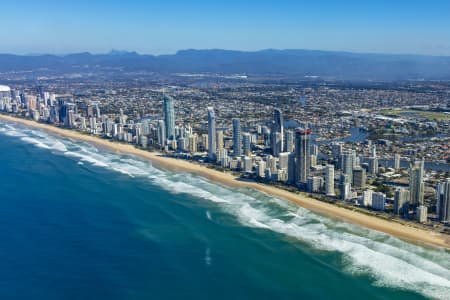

{"left": 1, "top": 114, "right": 449, "bottom": 250}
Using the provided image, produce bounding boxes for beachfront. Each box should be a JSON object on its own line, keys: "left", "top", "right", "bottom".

{"left": 1, "top": 113, "right": 449, "bottom": 250}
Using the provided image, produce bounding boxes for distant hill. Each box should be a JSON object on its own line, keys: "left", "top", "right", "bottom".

{"left": 1, "top": 49, "right": 450, "bottom": 80}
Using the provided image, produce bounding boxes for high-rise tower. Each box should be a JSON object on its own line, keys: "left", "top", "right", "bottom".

{"left": 163, "top": 95, "right": 175, "bottom": 140}
{"left": 157, "top": 120, "right": 166, "bottom": 146}
{"left": 207, "top": 107, "right": 216, "bottom": 160}
{"left": 271, "top": 108, "right": 283, "bottom": 156}
{"left": 409, "top": 160, "right": 424, "bottom": 207}
{"left": 394, "top": 188, "right": 410, "bottom": 215}
{"left": 294, "top": 128, "right": 311, "bottom": 185}
{"left": 242, "top": 132, "right": 251, "bottom": 156}
{"left": 284, "top": 130, "right": 295, "bottom": 153}
{"left": 325, "top": 164, "right": 335, "bottom": 196}
{"left": 341, "top": 149, "right": 356, "bottom": 182}
{"left": 437, "top": 179, "right": 450, "bottom": 223}
{"left": 232, "top": 118, "right": 242, "bottom": 156}
{"left": 394, "top": 153, "right": 401, "bottom": 170}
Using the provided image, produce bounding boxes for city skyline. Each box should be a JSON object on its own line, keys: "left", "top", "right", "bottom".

{"left": 1, "top": 83, "right": 445, "bottom": 225}
{"left": 1, "top": 72, "right": 449, "bottom": 299}
{"left": 1, "top": 1, "right": 450, "bottom": 56}
{"left": 1, "top": 2, "right": 449, "bottom": 299}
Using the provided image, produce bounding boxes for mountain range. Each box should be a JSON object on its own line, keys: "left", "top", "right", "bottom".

{"left": 1, "top": 49, "right": 450, "bottom": 80}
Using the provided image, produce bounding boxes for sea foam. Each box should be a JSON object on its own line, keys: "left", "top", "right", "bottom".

{"left": 1, "top": 121, "right": 449, "bottom": 299}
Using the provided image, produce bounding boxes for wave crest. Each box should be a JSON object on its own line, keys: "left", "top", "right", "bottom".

{"left": 1, "top": 121, "right": 449, "bottom": 299}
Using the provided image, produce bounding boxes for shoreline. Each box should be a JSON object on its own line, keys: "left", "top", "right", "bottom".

{"left": 1, "top": 114, "right": 449, "bottom": 250}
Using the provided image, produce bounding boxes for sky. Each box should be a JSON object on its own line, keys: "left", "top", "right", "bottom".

{"left": 1, "top": 0, "right": 450, "bottom": 56}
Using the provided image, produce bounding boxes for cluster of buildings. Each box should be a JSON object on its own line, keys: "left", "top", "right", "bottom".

{"left": 1, "top": 83, "right": 449, "bottom": 228}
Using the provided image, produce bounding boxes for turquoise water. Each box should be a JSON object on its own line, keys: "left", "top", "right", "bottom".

{"left": 0, "top": 121, "right": 449, "bottom": 300}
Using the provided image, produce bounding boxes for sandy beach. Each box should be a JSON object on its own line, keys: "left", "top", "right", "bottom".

{"left": 1, "top": 114, "right": 449, "bottom": 250}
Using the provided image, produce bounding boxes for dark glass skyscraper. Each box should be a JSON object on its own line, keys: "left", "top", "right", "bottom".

{"left": 409, "top": 160, "right": 424, "bottom": 207}
{"left": 271, "top": 108, "right": 283, "bottom": 156}
{"left": 207, "top": 107, "right": 216, "bottom": 160}
{"left": 232, "top": 118, "right": 242, "bottom": 156}
{"left": 295, "top": 128, "right": 311, "bottom": 185}
{"left": 163, "top": 95, "right": 175, "bottom": 140}
{"left": 437, "top": 179, "right": 450, "bottom": 222}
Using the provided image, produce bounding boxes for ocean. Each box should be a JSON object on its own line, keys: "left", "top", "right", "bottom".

{"left": 0, "top": 121, "right": 449, "bottom": 300}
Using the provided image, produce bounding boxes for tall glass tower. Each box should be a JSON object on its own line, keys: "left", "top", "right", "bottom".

{"left": 271, "top": 108, "right": 283, "bottom": 156}
{"left": 163, "top": 95, "right": 175, "bottom": 140}
{"left": 409, "top": 160, "right": 424, "bottom": 207}
{"left": 207, "top": 107, "right": 216, "bottom": 160}
{"left": 232, "top": 118, "right": 242, "bottom": 156}
{"left": 437, "top": 179, "right": 450, "bottom": 222}
{"left": 242, "top": 132, "right": 251, "bottom": 156}
{"left": 295, "top": 128, "right": 311, "bottom": 185}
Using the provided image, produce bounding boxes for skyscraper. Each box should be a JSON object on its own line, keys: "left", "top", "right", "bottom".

{"left": 242, "top": 132, "right": 251, "bottom": 156}
{"left": 352, "top": 168, "right": 366, "bottom": 189}
{"left": 310, "top": 144, "right": 319, "bottom": 156}
{"left": 362, "top": 190, "right": 373, "bottom": 207}
{"left": 340, "top": 182, "right": 351, "bottom": 200}
{"left": 257, "top": 160, "right": 266, "bottom": 178}
{"left": 36, "top": 85, "right": 46, "bottom": 100}
{"left": 409, "top": 160, "right": 424, "bottom": 207}
{"left": 284, "top": 130, "right": 295, "bottom": 153}
{"left": 62, "top": 102, "right": 76, "bottom": 127}
{"left": 271, "top": 108, "right": 283, "bottom": 156}
{"left": 332, "top": 142, "right": 343, "bottom": 160}
{"left": 89, "top": 117, "right": 96, "bottom": 134}
{"left": 372, "top": 192, "right": 386, "bottom": 211}
{"left": 266, "top": 155, "right": 277, "bottom": 173}
{"left": 278, "top": 152, "right": 290, "bottom": 170}
{"left": 273, "top": 108, "right": 283, "bottom": 141}
{"left": 157, "top": 120, "right": 166, "bottom": 146}
{"left": 207, "top": 107, "right": 216, "bottom": 160}
{"left": 287, "top": 152, "right": 296, "bottom": 184}
{"left": 341, "top": 149, "right": 356, "bottom": 181}
{"left": 216, "top": 130, "right": 224, "bottom": 151}
{"left": 371, "top": 145, "right": 377, "bottom": 158}
{"left": 243, "top": 156, "right": 252, "bottom": 173}
{"left": 307, "top": 176, "right": 322, "bottom": 193}
{"left": 217, "top": 149, "right": 229, "bottom": 168}
{"left": 394, "top": 153, "right": 401, "bottom": 170}
{"left": 232, "top": 118, "right": 242, "bottom": 156}
{"left": 325, "top": 164, "right": 335, "bottom": 196}
{"left": 416, "top": 205, "right": 428, "bottom": 223}
{"left": 368, "top": 156, "right": 379, "bottom": 176}
{"left": 67, "top": 110, "right": 75, "bottom": 128}
{"left": 310, "top": 144, "right": 318, "bottom": 167}
{"left": 0, "top": 85, "right": 12, "bottom": 112}
{"left": 295, "top": 128, "right": 311, "bottom": 185}
{"left": 310, "top": 154, "right": 317, "bottom": 167}
{"left": 95, "top": 103, "right": 101, "bottom": 118}
{"left": 271, "top": 132, "right": 282, "bottom": 157}
{"left": 163, "top": 95, "right": 175, "bottom": 140}
{"left": 189, "top": 134, "right": 198, "bottom": 154}
{"left": 201, "top": 134, "right": 208, "bottom": 151}
{"left": 394, "top": 188, "right": 410, "bottom": 215}
{"left": 437, "top": 179, "right": 450, "bottom": 223}
{"left": 119, "top": 108, "right": 126, "bottom": 125}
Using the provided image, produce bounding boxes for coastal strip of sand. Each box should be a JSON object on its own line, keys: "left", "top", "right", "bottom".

{"left": 1, "top": 114, "right": 449, "bottom": 250}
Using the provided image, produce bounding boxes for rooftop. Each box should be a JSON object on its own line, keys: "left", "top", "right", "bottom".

{"left": 0, "top": 85, "right": 11, "bottom": 92}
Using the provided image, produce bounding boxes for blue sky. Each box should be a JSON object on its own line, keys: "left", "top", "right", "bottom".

{"left": 1, "top": 0, "right": 450, "bottom": 55}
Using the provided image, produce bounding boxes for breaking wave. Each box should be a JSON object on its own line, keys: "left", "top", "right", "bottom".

{"left": 1, "top": 121, "right": 449, "bottom": 299}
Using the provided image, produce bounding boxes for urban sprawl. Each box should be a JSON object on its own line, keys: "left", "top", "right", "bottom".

{"left": 0, "top": 79, "right": 449, "bottom": 234}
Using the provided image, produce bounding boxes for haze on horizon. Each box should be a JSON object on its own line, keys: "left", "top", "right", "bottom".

{"left": 1, "top": 0, "right": 450, "bottom": 56}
